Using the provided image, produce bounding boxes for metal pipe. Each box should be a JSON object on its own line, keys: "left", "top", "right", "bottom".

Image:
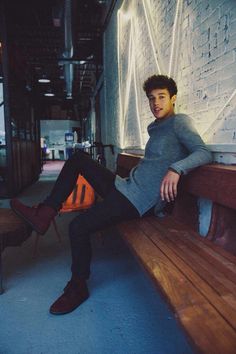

{"left": 63, "top": 0, "right": 73, "bottom": 59}
{"left": 63, "top": 0, "right": 74, "bottom": 98}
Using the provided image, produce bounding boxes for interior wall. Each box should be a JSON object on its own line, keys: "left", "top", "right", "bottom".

{"left": 102, "top": 0, "right": 236, "bottom": 167}
{"left": 40, "top": 120, "right": 80, "bottom": 146}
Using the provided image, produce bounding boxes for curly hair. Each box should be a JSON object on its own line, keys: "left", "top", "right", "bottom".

{"left": 143, "top": 75, "right": 178, "bottom": 98}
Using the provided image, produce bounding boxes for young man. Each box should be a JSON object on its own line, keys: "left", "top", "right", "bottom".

{"left": 10, "top": 75, "right": 212, "bottom": 315}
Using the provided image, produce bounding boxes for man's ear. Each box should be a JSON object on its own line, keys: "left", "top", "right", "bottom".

{"left": 171, "top": 94, "right": 177, "bottom": 105}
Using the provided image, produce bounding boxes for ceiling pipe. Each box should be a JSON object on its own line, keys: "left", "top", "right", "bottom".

{"left": 63, "top": 0, "right": 73, "bottom": 59}
{"left": 63, "top": 0, "right": 74, "bottom": 99}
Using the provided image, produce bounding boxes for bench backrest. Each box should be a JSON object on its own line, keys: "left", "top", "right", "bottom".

{"left": 184, "top": 164, "right": 236, "bottom": 210}
{"left": 117, "top": 153, "right": 236, "bottom": 209}
{"left": 116, "top": 153, "right": 236, "bottom": 255}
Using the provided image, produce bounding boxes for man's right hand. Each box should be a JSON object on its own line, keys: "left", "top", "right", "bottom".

{"left": 160, "top": 170, "right": 180, "bottom": 202}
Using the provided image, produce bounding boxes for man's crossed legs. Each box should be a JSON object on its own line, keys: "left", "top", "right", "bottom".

{"left": 11, "top": 151, "right": 139, "bottom": 314}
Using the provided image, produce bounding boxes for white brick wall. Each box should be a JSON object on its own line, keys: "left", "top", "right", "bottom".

{"left": 100, "top": 0, "right": 236, "bottom": 168}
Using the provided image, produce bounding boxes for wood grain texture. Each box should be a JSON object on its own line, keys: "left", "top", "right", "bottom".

{"left": 118, "top": 220, "right": 236, "bottom": 353}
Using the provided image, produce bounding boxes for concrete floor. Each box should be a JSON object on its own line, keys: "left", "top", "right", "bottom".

{"left": 0, "top": 161, "right": 193, "bottom": 354}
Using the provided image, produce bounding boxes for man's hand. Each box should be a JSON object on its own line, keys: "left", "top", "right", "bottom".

{"left": 160, "top": 170, "right": 180, "bottom": 202}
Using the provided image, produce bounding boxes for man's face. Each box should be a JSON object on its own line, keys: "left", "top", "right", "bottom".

{"left": 148, "top": 88, "right": 176, "bottom": 120}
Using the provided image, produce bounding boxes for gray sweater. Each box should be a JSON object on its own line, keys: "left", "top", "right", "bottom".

{"left": 115, "top": 113, "right": 213, "bottom": 216}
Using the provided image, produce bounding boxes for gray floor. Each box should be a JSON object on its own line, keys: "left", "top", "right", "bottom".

{"left": 0, "top": 162, "right": 193, "bottom": 354}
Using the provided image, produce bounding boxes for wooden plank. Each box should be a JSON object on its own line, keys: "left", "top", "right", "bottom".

{"left": 145, "top": 225, "right": 236, "bottom": 299}
{"left": 119, "top": 222, "right": 208, "bottom": 310}
{"left": 159, "top": 229, "right": 236, "bottom": 311}
{"left": 184, "top": 165, "right": 236, "bottom": 210}
{"left": 179, "top": 303, "right": 236, "bottom": 354}
{"left": 152, "top": 220, "right": 236, "bottom": 309}
{"left": 118, "top": 222, "right": 236, "bottom": 354}
{"left": 133, "top": 219, "right": 236, "bottom": 329}
{"left": 157, "top": 216, "right": 236, "bottom": 265}
{"left": 149, "top": 217, "right": 236, "bottom": 285}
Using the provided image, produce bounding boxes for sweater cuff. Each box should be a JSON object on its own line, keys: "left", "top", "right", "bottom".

{"left": 168, "top": 166, "right": 183, "bottom": 175}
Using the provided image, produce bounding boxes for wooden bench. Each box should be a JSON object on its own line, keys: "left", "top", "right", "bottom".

{"left": 0, "top": 208, "right": 32, "bottom": 294}
{"left": 116, "top": 153, "right": 236, "bottom": 354}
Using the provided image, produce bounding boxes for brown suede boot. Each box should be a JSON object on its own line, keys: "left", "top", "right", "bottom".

{"left": 49, "top": 279, "right": 89, "bottom": 315}
{"left": 10, "top": 199, "right": 57, "bottom": 235}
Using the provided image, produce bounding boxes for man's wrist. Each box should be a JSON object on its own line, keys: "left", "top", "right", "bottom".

{"left": 168, "top": 167, "right": 182, "bottom": 176}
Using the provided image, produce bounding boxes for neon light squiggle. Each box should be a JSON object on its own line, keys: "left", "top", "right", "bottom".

{"left": 168, "top": 0, "right": 183, "bottom": 77}
{"left": 142, "top": 0, "right": 162, "bottom": 74}
{"left": 130, "top": 16, "right": 143, "bottom": 148}
{"left": 118, "top": 8, "right": 133, "bottom": 148}
{"left": 117, "top": 9, "right": 122, "bottom": 146}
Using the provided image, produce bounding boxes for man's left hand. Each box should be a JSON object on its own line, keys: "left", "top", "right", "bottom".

{"left": 160, "top": 170, "right": 180, "bottom": 202}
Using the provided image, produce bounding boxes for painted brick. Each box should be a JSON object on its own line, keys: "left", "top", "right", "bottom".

{"left": 220, "top": 0, "right": 236, "bottom": 17}
{"left": 225, "top": 117, "right": 236, "bottom": 129}
{"left": 220, "top": 61, "right": 236, "bottom": 79}
{"left": 230, "top": 6, "right": 236, "bottom": 22}
{"left": 209, "top": 0, "right": 225, "bottom": 9}
{"left": 201, "top": 9, "right": 220, "bottom": 32}
{"left": 205, "top": 83, "right": 218, "bottom": 96}
{"left": 201, "top": 4, "right": 219, "bottom": 24}
{"left": 224, "top": 32, "right": 236, "bottom": 52}
{"left": 212, "top": 130, "right": 234, "bottom": 142}
{"left": 229, "top": 18, "right": 236, "bottom": 35}
{"left": 218, "top": 74, "right": 236, "bottom": 94}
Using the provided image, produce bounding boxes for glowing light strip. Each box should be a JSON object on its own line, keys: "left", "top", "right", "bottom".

{"left": 117, "top": 9, "right": 123, "bottom": 147}
{"left": 118, "top": 2, "right": 143, "bottom": 149}
{"left": 118, "top": 8, "right": 133, "bottom": 148}
{"left": 142, "top": 0, "right": 162, "bottom": 73}
{"left": 168, "top": 0, "right": 182, "bottom": 76}
{"left": 123, "top": 16, "right": 143, "bottom": 149}
{"left": 132, "top": 15, "right": 143, "bottom": 148}
{"left": 123, "top": 25, "right": 133, "bottom": 130}
{"left": 202, "top": 88, "right": 236, "bottom": 139}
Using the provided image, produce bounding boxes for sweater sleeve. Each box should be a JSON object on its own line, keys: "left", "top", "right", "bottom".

{"left": 170, "top": 115, "right": 213, "bottom": 175}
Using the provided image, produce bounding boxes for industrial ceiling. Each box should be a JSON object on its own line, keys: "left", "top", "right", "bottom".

{"left": 3, "top": 0, "right": 112, "bottom": 120}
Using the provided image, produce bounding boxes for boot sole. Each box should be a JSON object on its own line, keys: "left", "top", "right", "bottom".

{"left": 10, "top": 202, "right": 45, "bottom": 235}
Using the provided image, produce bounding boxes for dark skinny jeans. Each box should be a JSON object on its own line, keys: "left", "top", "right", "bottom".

{"left": 44, "top": 150, "right": 140, "bottom": 279}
